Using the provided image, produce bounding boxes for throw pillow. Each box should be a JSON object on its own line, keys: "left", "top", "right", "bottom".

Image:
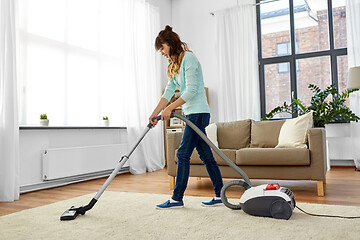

{"left": 205, "top": 123, "right": 219, "bottom": 148}
{"left": 250, "top": 119, "right": 285, "bottom": 148}
{"left": 217, "top": 119, "right": 251, "bottom": 149}
{"left": 275, "top": 111, "right": 314, "bottom": 149}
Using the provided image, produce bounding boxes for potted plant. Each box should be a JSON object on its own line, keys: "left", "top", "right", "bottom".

{"left": 102, "top": 116, "right": 109, "bottom": 127}
{"left": 263, "top": 84, "right": 360, "bottom": 127}
{"left": 40, "top": 113, "right": 49, "bottom": 126}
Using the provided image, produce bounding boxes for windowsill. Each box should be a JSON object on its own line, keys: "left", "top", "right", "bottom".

{"left": 19, "top": 126, "right": 126, "bottom": 130}
{"left": 325, "top": 120, "right": 350, "bottom": 124}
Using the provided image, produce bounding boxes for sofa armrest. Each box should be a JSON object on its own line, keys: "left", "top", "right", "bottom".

{"left": 307, "top": 128, "right": 327, "bottom": 180}
{"left": 166, "top": 132, "right": 183, "bottom": 176}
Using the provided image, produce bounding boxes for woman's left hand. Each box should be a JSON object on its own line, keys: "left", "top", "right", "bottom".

{"left": 161, "top": 107, "right": 172, "bottom": 121}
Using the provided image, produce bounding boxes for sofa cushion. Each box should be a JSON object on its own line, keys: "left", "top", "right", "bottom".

{"left": 236, "top": 148, "right": 310, "bottom": 165}
{"left": 175, "top": 149, "right": 236, "bottom": 166}
{"left": 276, "top": 111, "right": 313, "bottom": 149}
{"left": 250, "top": 120, "right": 285, "bottom": 148}
{"left": 217, "top": 119, "right": 251, "bottom": 149}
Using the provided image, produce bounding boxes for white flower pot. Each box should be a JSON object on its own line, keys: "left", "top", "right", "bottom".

{"left": 40, "top": 119, "right": 49, "bottom": 126}
{"left": 102, "top": 120, "right": 110, "bottom": 127}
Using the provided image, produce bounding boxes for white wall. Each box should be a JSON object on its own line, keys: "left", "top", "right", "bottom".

{"left": 171, "top": 0, "right": 254, "bottom": 123}
{"left": 350, "top": 93, "right": 360, "bottom": 167}
{"left": 19, "top": 128, "right": 128, "bottom": 191}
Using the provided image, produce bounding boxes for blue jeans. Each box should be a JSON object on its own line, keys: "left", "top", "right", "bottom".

{"left": 172, "top": 113, "right": 224, "bottom": 201}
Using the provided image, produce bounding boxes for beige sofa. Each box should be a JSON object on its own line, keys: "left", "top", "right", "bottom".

{"left": 166, "top": 119, "right": 327, "bottom": 196}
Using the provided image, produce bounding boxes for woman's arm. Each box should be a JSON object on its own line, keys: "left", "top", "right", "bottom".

{"left": 149, "top": 97, "right": 169, "bottom": 126}
{"left": 167, "top": 97, "right": 186, "bottom": 112}
{"left": 161, "top": 97, "right": 186, "bottom": 121}
{"left": 150, "top": 78, "right": 177, "bottom": 127}
{"left": 149, "top": 96, "right": 186, "bottom": 127}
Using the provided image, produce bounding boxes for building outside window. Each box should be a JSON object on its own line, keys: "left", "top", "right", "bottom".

{"left": 257, "top": 0, "right": 347, "bottom": 118}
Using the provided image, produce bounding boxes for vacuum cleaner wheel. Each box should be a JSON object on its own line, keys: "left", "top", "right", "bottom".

{"left": 270, "top": 200, "right": 292, "bottom": 220}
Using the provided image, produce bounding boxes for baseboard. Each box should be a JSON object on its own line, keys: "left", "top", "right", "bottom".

{"left": 330, "top": 159, "right": 355, "bottom": 167}
{"left": 20, "top": 167, "right": 130, "bottom": 193}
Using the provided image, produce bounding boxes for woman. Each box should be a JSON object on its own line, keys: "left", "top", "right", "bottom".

{"left": 149, "top": 25, "right": 223, "bottom": 209}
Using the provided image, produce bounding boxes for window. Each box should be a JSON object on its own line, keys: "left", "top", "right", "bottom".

{"left": 278, "top": 62, "right": 290, "bottom": 73}
{"left": 18, "top": 0, "right": 158, "bottom": 126}
{"left": 277, "top": 42, "right": 290, "bottom": 56}
{"left": 18, "top": 0, "right": 126, "bottom": 126}
{"left": 257, "top": 0, "right": 347, "bottom": 118}
{"left": 276, "top": 42, "right": 299, "bottom": 73}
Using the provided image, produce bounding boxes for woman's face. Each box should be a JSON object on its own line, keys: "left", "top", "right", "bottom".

{"left": 159, "top": 43, "right": 170, "bottom": 59}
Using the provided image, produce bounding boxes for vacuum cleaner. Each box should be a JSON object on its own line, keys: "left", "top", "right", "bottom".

{"left": 60, "top": 112, "right": 295, "bottom": 221}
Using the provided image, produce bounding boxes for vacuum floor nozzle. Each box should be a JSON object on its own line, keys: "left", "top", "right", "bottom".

{"left": 59, "top": 198, "right": 97, "bottom": 221}
{"left": 60, "top": 206, "right": 79, "bottom": 221}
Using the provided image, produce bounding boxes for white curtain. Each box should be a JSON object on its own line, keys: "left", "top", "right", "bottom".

{"left": 0, "top": 0, "right": 20, "bottom": 201}
{"left": 347, "top": 0, "right": 360, "bottom": 167}
{"left": 215, "top": 3, "right": 260, "bottom": 122}
{"left": 124, "top": 1, "right": 164, "bottom": 174}
{"left": 346, "top": 0, "right": 360, "bottom": 68}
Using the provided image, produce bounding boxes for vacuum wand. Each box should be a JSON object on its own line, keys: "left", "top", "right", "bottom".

{"left": 60, "top": 114, "right": 166, "bottom": 221}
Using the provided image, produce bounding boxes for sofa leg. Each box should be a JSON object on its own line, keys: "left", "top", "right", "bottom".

{"left": 317, "top": 181, "right": 324, "bottom": 197}
{"left": 170, "top": 176, "right": 175, "bottom": 190}
{"left": 197, "top": 177, "right": 201, "bottom": 181}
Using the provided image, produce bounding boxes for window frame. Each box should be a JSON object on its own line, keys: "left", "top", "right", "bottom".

{"left": 256, "top": 0, "right": 347, "bottom": 119}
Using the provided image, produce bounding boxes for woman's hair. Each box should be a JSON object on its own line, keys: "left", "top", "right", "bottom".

{"left": 155, "top": 25, "right": 190, "bottom": 79}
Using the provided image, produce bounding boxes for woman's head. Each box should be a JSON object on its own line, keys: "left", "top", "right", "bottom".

{"left": 155, "top": 25, "right": 188, "bottom": 59}
{"left": 155, "top": 25, "right": 190, "bottom": 79}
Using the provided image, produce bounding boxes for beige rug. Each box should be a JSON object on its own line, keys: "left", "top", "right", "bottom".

{"left": 0, "top": 191, "right": 359, "bottom": 240}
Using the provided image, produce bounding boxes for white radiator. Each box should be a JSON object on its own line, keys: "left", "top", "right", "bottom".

{"left": 42, "top": 144, "right": 128, "bottom": 180}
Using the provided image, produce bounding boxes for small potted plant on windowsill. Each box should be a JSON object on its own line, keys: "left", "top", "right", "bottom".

{"left": 40, "top": 113, "right": 49, "bottom": 126}
{"left": 102, "top": 116, "right": 109, "bottom": 127}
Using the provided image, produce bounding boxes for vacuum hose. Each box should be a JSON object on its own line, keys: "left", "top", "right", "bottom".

{"left": 170, "top": 113, "right": 252, "bottom": 209}
{"left": 171, "top": 113, "right": 251, "bottom": 186}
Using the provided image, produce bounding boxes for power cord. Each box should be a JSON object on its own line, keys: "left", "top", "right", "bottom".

{"left": 296, "top": 206, "right": 360, "bottom": 219}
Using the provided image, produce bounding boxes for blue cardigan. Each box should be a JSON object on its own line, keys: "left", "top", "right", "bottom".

{"left": 161, "top": 51, "right": 210, "bottom": 116}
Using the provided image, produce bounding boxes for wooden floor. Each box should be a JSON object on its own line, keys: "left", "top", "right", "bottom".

{"left": 1, "top": 166, "right": 359, "bottom": 216}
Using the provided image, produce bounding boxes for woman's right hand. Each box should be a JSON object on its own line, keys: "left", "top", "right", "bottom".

{"left": 149, "top": 98, "right": 170, "bottom": 128}
{"left": 149, "top": 113, "right": 159, "bottom": 128}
